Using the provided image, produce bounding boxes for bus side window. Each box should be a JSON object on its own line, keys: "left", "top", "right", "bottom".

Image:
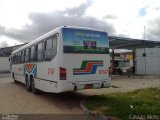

{"left": 53, "top": 37, "right": 57, "bottom": 50}
{"left": 30, "top": 45, "right": 36, "bottom": 62}
{"left": 15, "top": 54, "right": 18, "bottom": 64}
{"left": 37, "top": 42, "right": 43, "bottom": 61}
{"left": 17, "top": 53, "right": 19, "bottom": 64}
{"left": 21, "top": 51, "right": 23, "bottom": 63}
{"left": 15, "top": 55, "right": 17, "bottom": 64}
{"left": 25, "top": 48, "right": 29, "bottom": 63}
{"left": 23, "top": 49, "right": 26, "bottom": 63}
{"left": 13, "top": 55, "right": 15, "bottom": 64}
{"left": 22, "top": 50, "right": 25, "bottom": 63}
{"left": 44, "top": 37, "right": 57, "bottom": 61}
{"left": 14, "top": 55, "right": 16, "bottom": 64}
{"left": 19, "top": 51, "right": 22, "bottom": 64}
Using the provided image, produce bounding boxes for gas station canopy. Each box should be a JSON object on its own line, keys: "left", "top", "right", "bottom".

{"left": 109, "top": 36, "right": 160, "bottom": 49}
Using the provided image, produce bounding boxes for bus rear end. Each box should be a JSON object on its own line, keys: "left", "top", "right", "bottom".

{"left": 59, "top": 27, "right": 111, "bottom": 92}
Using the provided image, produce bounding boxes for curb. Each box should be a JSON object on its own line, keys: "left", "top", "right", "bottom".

{"left": 140, "top": 75, "right": 160, "bottom": 79}
{"left": 80, "top": 99, "right": 108, "bottom": 120}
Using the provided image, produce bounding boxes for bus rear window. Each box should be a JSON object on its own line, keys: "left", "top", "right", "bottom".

{"left": 62, "top": 28, "right": 109, "bottom": 54}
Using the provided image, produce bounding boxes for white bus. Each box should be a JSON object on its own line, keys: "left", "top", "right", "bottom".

{"left": 10, "top": 26, "right": 111, "bottom": 94}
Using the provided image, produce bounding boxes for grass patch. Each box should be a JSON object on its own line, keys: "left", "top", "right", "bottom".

{"left": 85, "top": 87, "right": 160, "bottom": 120}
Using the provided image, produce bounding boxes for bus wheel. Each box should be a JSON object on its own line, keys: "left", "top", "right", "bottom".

{"left": 13, "top": 73, "right": 18, "bottom": 84}
{"left": 25, "top": 75, "right": 31, "bottom": 92}
{"left": 30, "top": 77, "right": 39, "bottom": 95}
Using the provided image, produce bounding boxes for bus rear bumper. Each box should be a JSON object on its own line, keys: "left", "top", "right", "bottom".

{"left": 103, "top": 77, "right": 112, "bottom": 88}
{"left": 59, "top": 78, "right": 112, "bottom": 92}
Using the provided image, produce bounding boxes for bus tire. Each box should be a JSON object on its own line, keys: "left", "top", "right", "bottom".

{"left": 30, "top": 77, "right": 39, "bottom": 95}
{"left": 25, "top": 75, "right": 31, "bottom": 92}
{"left": 13, "top": 73, "right": 18, "bottom": 84}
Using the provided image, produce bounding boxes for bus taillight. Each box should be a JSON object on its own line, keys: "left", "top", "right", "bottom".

{"left": 109, "top": 67, "right": 112, "bottom": 77}
{"left": 60, "top": 67, "right": 67, "bottom": 80}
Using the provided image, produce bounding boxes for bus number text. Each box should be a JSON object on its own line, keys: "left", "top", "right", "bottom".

{"left": 48, "top": 68, "right": 55, "bottom": 75}
{"left": 99, "top": 70, "right": 108, "bottom": 75}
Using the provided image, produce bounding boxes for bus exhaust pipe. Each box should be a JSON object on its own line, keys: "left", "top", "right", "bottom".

{"left": 101, "top": 83, "right": 104, "bottom": 88}
{"left": 74, "top": 85, "right": 77, "bottom": 91}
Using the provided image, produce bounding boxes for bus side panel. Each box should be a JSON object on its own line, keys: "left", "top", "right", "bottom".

{"left": 12, "top": 64, "right": 25, "bottom": 84}
{"left": 33, "top": 33, "right": 60, "bottom": 93}
{"left": 33, "top": 58, "right": 59, "bottom": 93}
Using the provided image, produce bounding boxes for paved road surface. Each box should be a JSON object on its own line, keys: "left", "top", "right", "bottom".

{"left": 0, "top": 74, "right": 85, "bottom": 114}
{"left": 0, "top": 73, "right": 160, "bottom": 120}
{"left": 79, "top": 75, "right": 160, "bottom": 95}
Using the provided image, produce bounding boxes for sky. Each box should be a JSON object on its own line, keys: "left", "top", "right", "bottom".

{"left": 0, "top": 0, "right": 160, "bottom": 47}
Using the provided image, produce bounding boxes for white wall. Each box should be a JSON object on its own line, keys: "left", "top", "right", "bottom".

{"left": 135, "top": 48, "right": 160, "bottom": 75}
{"left": 0, "top": 57, "right": 10, "bottom": 72}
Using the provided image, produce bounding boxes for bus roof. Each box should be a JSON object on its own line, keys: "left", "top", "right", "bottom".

{"left": 12, "top": 26, "right": 106, "bottom": 54}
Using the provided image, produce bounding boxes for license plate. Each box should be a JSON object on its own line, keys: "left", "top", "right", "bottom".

{"left": 85, "top": 84, "right": 93, "bottom": 89}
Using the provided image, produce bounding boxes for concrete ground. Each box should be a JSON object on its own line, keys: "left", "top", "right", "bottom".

{"left": 0, "top": 73, "right": 160, "bottom": 120}
{"left": 0, "top": 73, "right": 97, "bottom": 120}
{"left": 0, "top": 73, "right": 84, "bottom": 114}
{"left": 79, "top": 75, "right": 160, "bottom": 95}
